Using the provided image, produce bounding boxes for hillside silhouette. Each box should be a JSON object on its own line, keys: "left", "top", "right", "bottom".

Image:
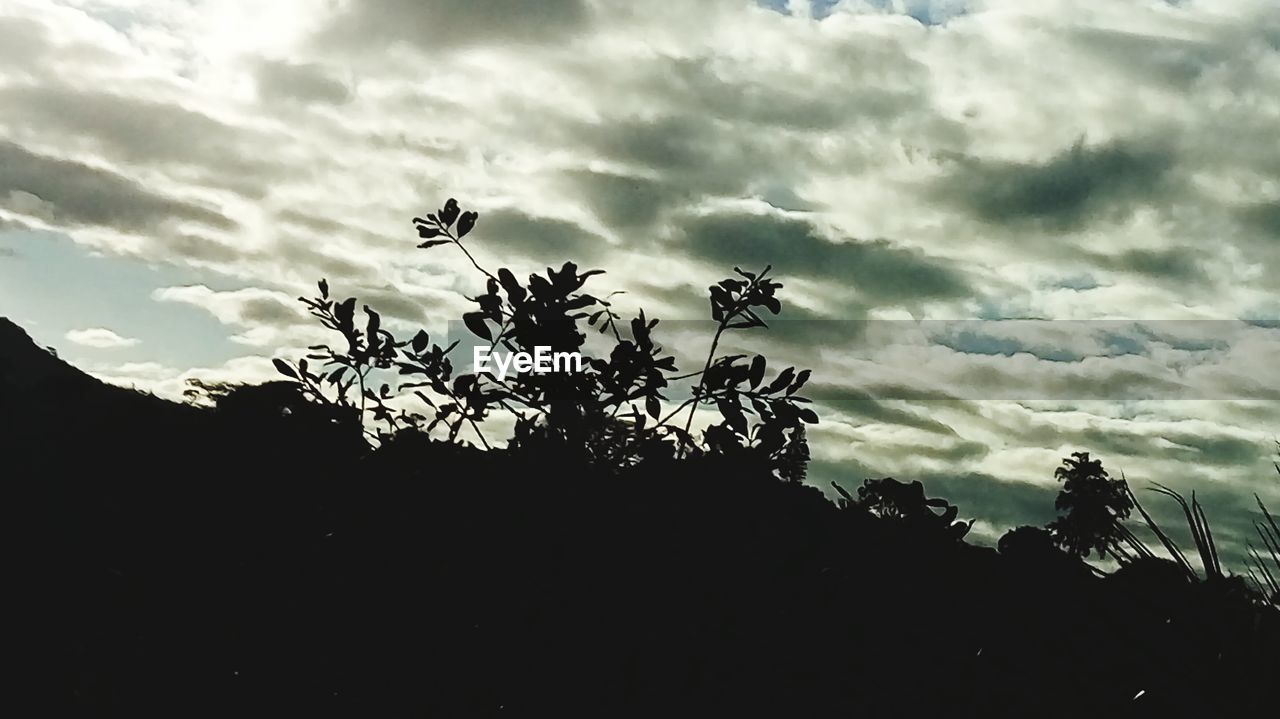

{"left": 8, "top": 200, "right": 1278, "bottom": 716}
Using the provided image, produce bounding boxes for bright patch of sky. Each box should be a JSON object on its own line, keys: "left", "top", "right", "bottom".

{"left": 0, "top": 228, "right": 239, "bottom": 371}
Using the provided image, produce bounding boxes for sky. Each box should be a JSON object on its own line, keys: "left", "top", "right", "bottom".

{"left": 3, "top": 0, "right": 1280, "bottom": 561}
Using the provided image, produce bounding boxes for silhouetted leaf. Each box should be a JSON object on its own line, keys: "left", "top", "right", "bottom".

{"left": 273, "top": 358, "right": 296, "bottom": 379}
{"left": 411, "top": 330, "right": 430, "bottom": 354}
{"left": 748, "top": 355, "right": 766, "bottom": 388}
{"left": 335, "top": 298, "right": 356, "bottom": 328}
{"left": 418, "top": 239, "right": 450, "bottom": 249}
{"left": 718, "top": 398, "right": 748, "bottom": 435}
{"left": 646, "top": 395, "right": 660, "bottom": 420}
{"left": 463, "top": 312, "right": 492, "bottom": 341}
{"left": 787, "top": 369, "right": 810, "bottom": 396}
{"left": 440, "top": 198, "right": 460, "bottom": 226}
{"left": 457, "top": 211, "right": 478, "bottom": 238}
{"left": 498, "top": 268, "right": 526, "bottom": 303}
{"left": 766, "top": 367, "right": 795, "bottom": 393}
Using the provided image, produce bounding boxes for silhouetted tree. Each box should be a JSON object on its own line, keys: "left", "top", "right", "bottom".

{"left": 1048, "top": 452, "right": 1134, "bottom": 559}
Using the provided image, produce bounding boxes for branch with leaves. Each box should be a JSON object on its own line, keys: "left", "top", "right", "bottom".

{"left": 274, "top": 197, "right": 818, "bottom": 477}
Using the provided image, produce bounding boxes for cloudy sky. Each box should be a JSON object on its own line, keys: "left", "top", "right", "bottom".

{"left": 3, "top": 0, "right": 1280, "bottom": 562}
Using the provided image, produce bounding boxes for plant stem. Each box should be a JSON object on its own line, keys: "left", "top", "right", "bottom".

{"left": 451, "top": 236, "right": 496, "bottom": 282}
{"left": 678, "top": 324, "right": 725, "bottom": 459}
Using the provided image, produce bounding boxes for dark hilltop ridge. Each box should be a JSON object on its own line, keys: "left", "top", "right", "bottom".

{"left": 7, "top": 203, "right": 1278, "bottom": 716}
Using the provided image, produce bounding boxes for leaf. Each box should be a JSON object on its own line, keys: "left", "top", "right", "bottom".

{"left": 762, "top": 296, "right": 781, "bottom": 314}
{"left": 718, "top": 398, "right": 748, "bottom": 435}
{"left": 335, "top": 297, "right": 356, "bottom": 328}
{"left": 318, "top": 279, "right": 329, "bottom": 298}
{"left": 646, "top": 394, "right": 661, "bottom": 420}
{"left": 748, "top": 355, "right": 766, "bottom": 388}
{"left": 797, "top": 407, "right": 819, "bottom": 424}
{"left": 416, "top": 226, "right": 442, "bottom": 239}
{"left": 440, "top": 198, "right": 460, "bottom": 226}
{"left": 272, "top": 358, "right": 297, "bottom": 379}
{"left": 462, "top": 312, "right": 492, "bottom": 341}
{"left": 456, "top": 211, "right": 478, "bottom": 238}
{"left": 497, "top": 268, "right": 526, "bottom": 303}
{"left": 787, "top": 369, "right": 811, "bottom": 395}
{"left": 417, "top": 239, "right": 450, "bottom": 249}
{"left": 766, "top": 367, "right": 795, "bottom": 394}
{"left": 411, "top": 330, "right": 430, "bottom": 354}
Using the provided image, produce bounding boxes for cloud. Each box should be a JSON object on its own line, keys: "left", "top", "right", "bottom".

{"left": 65, "top": 327, "right": 140, "bottom": 349}
{"left": 152, "top": 285, "right": 315, "bottom": 347}
{"left": 678, "top": 210, "right": 972, "bottom": 305}
{"left": 1239, "top": 201, "right": 1280, "bottom": 239}
{"left": 934, "top": 137, "right": 1176, "bottom": 231}
{"left": 475, "top": 207, "right": 609, "bottom": 266}
{"left": 562, "top": 170, "right": 682, "bottom": 230}
{"left": 254, "top": 59, "right": 352, "bottom": 105}
{"left": 0, "top": 83, "right": 274, "bottom": 185}
{"left": 0, "top": 14, "right": 52, "bottom": 70}
{"left": 315, "top": 0, "right": 592, "bottom": 53}
{"left": 0, "top": 140, "right": 235, "bottom": 233}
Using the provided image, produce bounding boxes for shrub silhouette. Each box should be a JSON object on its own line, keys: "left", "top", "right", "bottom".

{"left": 275, "top": 198, "right": 817, "bottom": 477}
{"left": 998, "top": 525, "right": 1056, "bottom": 558}
{"left": 833, "top": 476, "right": 973, "bottom": 541}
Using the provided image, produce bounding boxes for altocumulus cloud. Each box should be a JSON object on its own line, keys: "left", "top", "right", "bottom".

{"left": 3, "top": 0, "right": 1280, "bottom": 557}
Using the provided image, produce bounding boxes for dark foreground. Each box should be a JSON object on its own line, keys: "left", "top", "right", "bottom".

{"left": 5, "top": 319, "right": 1276, "bottom": 716}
